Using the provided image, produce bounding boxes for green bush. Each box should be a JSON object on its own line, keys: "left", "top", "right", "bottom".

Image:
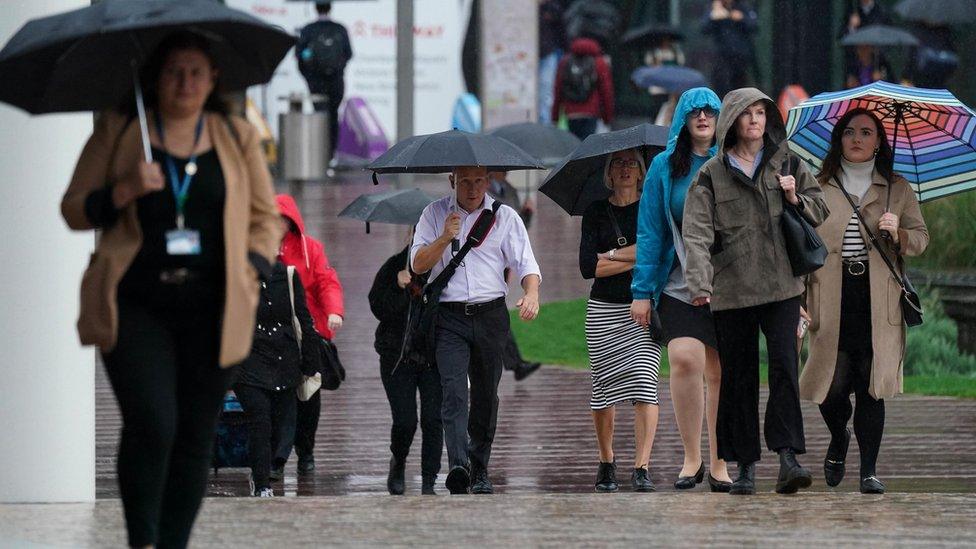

{"left": 903, "top": 289, "right": 976, "bottom": 377}
{"left": 910, "top": 193, "right": 976, "bottom": 269}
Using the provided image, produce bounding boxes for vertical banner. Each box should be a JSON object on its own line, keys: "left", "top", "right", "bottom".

{"left": 226, "top": 0, "right": 465, "bottom": 140}
{"left": 479, "top": 0, "right": 538, "bottom": 131}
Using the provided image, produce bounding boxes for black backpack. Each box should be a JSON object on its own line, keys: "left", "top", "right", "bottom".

{"left": 300, "top": 23, "right": 349, "bottom": 76}
{"left": 561, "top": 54, "right": 597, "bottom": 103}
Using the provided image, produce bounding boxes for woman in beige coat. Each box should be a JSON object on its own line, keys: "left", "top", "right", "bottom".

{"left": 800, "top": 108, "right": 928, "bottom": 495}
{"left": 60, "top": 33, "right": 281, "bottom": 547}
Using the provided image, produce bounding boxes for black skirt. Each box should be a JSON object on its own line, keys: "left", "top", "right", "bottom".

{"left": 657, "top": 293, "right": 718, "bottom": 349}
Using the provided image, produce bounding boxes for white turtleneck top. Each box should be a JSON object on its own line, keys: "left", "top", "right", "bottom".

{"left": 839, "top": 157, "right": 876, "bottom": 261}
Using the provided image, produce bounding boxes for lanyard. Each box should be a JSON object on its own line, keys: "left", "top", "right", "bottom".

{"left": 155, "top": 113, "right": 205, "bottom": 229}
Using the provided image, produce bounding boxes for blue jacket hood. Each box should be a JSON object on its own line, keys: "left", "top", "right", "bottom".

{"left": 663, "top": 87, "right": 723, "bottom": 161}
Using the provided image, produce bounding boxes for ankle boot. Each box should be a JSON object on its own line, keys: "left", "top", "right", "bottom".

{"left": 776, "top": 448, "right": 813, "bottom": 494}
{"left": 729, "top": 462, "right": 756, "bottom": 495}
{"left": 421, "top": 474, "right": 437, "bottom": 495}
{"left": 387, "top": 456, "right": 405, "bottom": 495}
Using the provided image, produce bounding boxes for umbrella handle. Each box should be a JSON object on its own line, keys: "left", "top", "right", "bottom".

{"left": 132, "top": 64, "right": 153, "bottom": 164}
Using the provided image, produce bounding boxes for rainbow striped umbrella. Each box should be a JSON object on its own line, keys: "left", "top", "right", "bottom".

{"left": 786, "top": 81, "right": 976, "bottom": 202}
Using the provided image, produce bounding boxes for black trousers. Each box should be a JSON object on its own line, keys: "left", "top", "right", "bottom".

{"left": 234, "top": 384, "right": 296, "bottom": 490}
{"left": 275, "top": 390, "right": 319, "bottom": 465}
{"left": 567, "top": 117, "right": 598, "bottom": 140}
{"left": 380, "top": 354, "right": 444, "bottom": 477}
{"left": 434, "top": 304, "right": 510, "bottom": 472}
{"left": 311, "top": 78, "right": 344, "bottom": 160}
{"left": 103, "top": 297, "right": 235, "bottom": 549}
{"left": 502, "top": 329, "right": 526, "bottom": 371}
{"left": 819, "top": 267, "right": 885, "bottom": 477}
{"left": 713, "top": 296, "right": 806, "bottom": 464}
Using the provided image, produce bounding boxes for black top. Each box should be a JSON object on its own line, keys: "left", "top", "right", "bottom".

{"left": 579, "top": 199, "right": 638, "bottom": 304}
{"left": 368, "top": 247, "right": 429, "bottom": 357}
{"left": 116, "top": 147, "right": 226, "bottom": 307}
{"left": 238, "top": 262, "right": 321, "bottom": 391}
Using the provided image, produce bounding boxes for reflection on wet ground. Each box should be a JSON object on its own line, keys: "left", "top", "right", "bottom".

{"left": 95, "top": 173, "right": 976, "bottom": 499}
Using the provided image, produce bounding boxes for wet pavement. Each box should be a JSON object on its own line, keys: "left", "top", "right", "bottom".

{"left": 90, "top": 172, "right": 976, "bottom": 498}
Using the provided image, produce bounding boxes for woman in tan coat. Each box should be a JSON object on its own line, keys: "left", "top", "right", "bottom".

{"left": 800, "top": 108, "right": 928, "bottom": 495}
{"left": 60, "top": 33, "right": 281, "bottom": 547}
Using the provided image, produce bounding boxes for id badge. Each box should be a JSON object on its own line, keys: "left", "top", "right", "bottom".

{"left": 165, "top": 229, "right": 201, "bottom": 256}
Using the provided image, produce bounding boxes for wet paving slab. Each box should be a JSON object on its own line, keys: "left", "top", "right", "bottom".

{"left": 91, "top": 173, "right": 976, "bottom": 500}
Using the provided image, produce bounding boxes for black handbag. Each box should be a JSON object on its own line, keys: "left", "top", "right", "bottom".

{"left": 317, "top": 337, "right": 346, "bottom": 390}
{"left": 397, "top": 202, "right": 503, "bottom": 371}
{"left": 779, "top": 155, "right": 828, "bottom": 276}
{"left": 837, "top": 180, "right": 923, "bottom": 327}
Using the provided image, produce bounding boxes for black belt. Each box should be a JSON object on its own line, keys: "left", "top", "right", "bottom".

{"left": 842, "top": 259, "right": 868, "bottom": 277}
{"left": 440, "top": 297, "right": 506, "bottom": 316}
{"left": 159, "top": 267, "right": 202, "bottom": 285}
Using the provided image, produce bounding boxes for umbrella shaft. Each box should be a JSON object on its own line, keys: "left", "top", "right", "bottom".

{"left": 132, "top": 65, "right": 152, "bottom": 164}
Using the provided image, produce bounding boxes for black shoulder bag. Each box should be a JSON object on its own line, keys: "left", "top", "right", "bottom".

{"left": 397, "top": 202, "right": 503, "bottom": 370}
{"left": 837, "top": 180, "right": 923, "bottom": 327}
{"left": 779, "top": 154, "right": 828, "bottom": 276}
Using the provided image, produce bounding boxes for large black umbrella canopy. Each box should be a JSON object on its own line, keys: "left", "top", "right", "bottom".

{"left": 338, "top": 188, "right": 437, "bottom": 233}
{"left": 840, "top": 24, "right": 920, "bottom": 47}
{"left": 895, "top": 0, "right": 976, "bottom": 24}
{"left": 540, "top": 123, "right": 669, "bottom": 215}
{"left": 486, "top": 122, "right": 581, "bottom": 168}
{"left": 620, "top": 23, "right": 684, "bottom": 47}
{"left": 0, "top": 0, "right": 295, "bottom": 114}
{"left": 366, "top": 129, "right": 545, "bottom": 178}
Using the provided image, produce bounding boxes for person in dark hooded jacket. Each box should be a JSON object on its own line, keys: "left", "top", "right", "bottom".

{"left": 369, "top": 244, "right": 442, "bottom": 495}
{"left": 235, "top": 260, "right": 320, "bottom": 497}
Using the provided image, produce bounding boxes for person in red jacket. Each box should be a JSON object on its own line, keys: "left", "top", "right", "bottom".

{"left": 274, "top": 194, "right": 345, "bottom": 476}
{"left": 551, "top": 37, "right": 615, "bottom": 139}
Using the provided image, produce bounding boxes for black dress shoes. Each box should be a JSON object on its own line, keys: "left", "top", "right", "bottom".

{"left": 595, "top": 461, "right": 618, "bottom": 492}
{"left": 513, "top": 361, "right": 542, "bottom": 381}
{"left": 860, "top": 475, "right": 886, "bottom": 494}
{"left": 446, "top": 465, "right": 470, "bottom": 494}
{"left": 631, "top": 467, "right": 655, "bottom": 492}
{"left": 707, "top": 473, "right": 732, "bottom": 493}
{"left": 824, "top": 428, "right": 851, "bottom": 487}
{"left": 387, "top": 456, "right": 405, "bottom": 495}
{"left": 297, "top": 454, "right": 315, "bottom": 475}
{"left": 674, "top": 462, "right": 705, "bottom": 490}
{"left": 470, "top": 468, "right": 493, "bottom": 494}
{"left": 421, "top": 474, "right": 437, "bottom": 495}
{"left": 776, "top": 448, "right": 813, "bottom": 494}
{"left": 729, "top": 462, "right": 756, "bottom": 495}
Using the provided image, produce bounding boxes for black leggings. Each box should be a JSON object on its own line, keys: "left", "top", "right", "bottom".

{"left": 819, "top": 268, "right": 885, "bottom": 477}
{"left": 380, "top": 355, "right": 443, "bottom": 477}
{"left": 103, "top": 298, "right": 235, "bottom": 549}
{"left": 234, "top": 384, "right": 296, "bottom": 490}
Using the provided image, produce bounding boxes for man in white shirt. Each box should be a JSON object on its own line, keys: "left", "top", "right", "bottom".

{"left": 411, "top": 166, "right": 541, "bottom": 494}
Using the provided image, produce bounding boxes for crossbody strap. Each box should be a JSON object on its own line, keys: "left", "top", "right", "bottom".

{"left": 425, "top": 201, "right": 503, "bottom": 295}
{"left": 835, "top": 179, "right": 905, "bottom": 286}
{"left": 286, "top": 265, "right": 302, "bottom": 351}
{"left": 605, "top": 202, "right": 628, "bottom": 247}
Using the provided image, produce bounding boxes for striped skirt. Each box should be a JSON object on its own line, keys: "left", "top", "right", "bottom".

{"left": 585, "top": 299, "right": 663, "bottom": 410}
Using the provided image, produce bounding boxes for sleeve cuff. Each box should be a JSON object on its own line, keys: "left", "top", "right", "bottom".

{"left": 631, "top": 291, "right": 650, "bottom": 300}
{"left": 84, "top": 187, "right": 121, "bottom": 228}
{"left": 248, "top": 251, "right": 274, "bottom": 281}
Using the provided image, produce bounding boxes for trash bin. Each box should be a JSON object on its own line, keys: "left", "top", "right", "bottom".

{"left": 278, "top": 93, "right": 329, "bottom": 181}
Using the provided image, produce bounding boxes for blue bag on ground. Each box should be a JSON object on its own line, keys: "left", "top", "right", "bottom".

{"left": 212, "top": 392, "right": 249, "bottom": 473}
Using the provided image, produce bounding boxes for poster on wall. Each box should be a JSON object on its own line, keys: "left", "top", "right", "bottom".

{"left": 226, "top": 0, "right": 467, "bottom": 140}
{"left": 479, "top": 0, "right": 537, "bottom": 131}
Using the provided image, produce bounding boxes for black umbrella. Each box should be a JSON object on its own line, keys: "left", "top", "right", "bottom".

{"left": 840, "top": 24, "right": 920, "bottom": 47}
{"left": 620, "top": 23, "right": 684, "bottom": 47}
{"left": 540, "top": 123, "right": 669, "bottom": 215}
{"left": 0, "top": 0, "right": 294, "bottom": 160}
{"left": 338, "top": 188, "right": 437, "bottom": 233}
{"left": 486, "top": 122, "right": 582, "bottom": 168}
{"left": 366, "top": 129, "right": 545, "bottom": 181}
{"left": 631, "top": 66, "right": 708, "bottom": 94}
{"left": 895, "top": 0, "right": 976, "bottom": 24}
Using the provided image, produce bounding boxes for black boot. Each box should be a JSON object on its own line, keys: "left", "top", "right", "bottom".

{"left": 421, "top": 474, "right": 437, "bottom": 495}
{"left": 387, "top": 456, "right": 405, "bottom": 495}
{"left": 729, "top": 462, "right": 756, "bottom": 495}
{"left": 445, "top": 465, "right": 470, "bottom": 495}
{"left": 824, "top": 428, "right": 851, "bottom": 487}
{"left": 631, "top": 467, "right": 655, "bottom": 492}
{"left": 859, "top": 475, "right": 886, "bottom": 494}
{"left": 470, "top": 468, "right": 494, "bottom": 494}
{"left": 594, "top": 461, "right": 618, "bottom": 492}
{"left": 776, "top": 448, "right": 813, "bottom": 494}
{"left": 513, "top": 361, "right": 541, "bottom": 381}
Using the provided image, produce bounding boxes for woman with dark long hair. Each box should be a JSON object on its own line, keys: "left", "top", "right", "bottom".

{"left": 61, "top": 31, "right": 281, "bottom": 546}
{"left": 631, "top": 87, "right": 732, "bottom": 492}
{"left": 799, "top": 108, "right": 928, "bottom": 494}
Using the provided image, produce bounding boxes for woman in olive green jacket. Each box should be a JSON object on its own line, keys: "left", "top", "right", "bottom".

{"left": 681, "top": 88, "right": 829, "bottom": 496}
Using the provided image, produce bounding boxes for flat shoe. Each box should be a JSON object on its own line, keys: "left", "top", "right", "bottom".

{"left": 674, "top": 462, "right": 705, "bottom": 490}
{"left": 707, "top": 473, "right": 732, "bottom": 493}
